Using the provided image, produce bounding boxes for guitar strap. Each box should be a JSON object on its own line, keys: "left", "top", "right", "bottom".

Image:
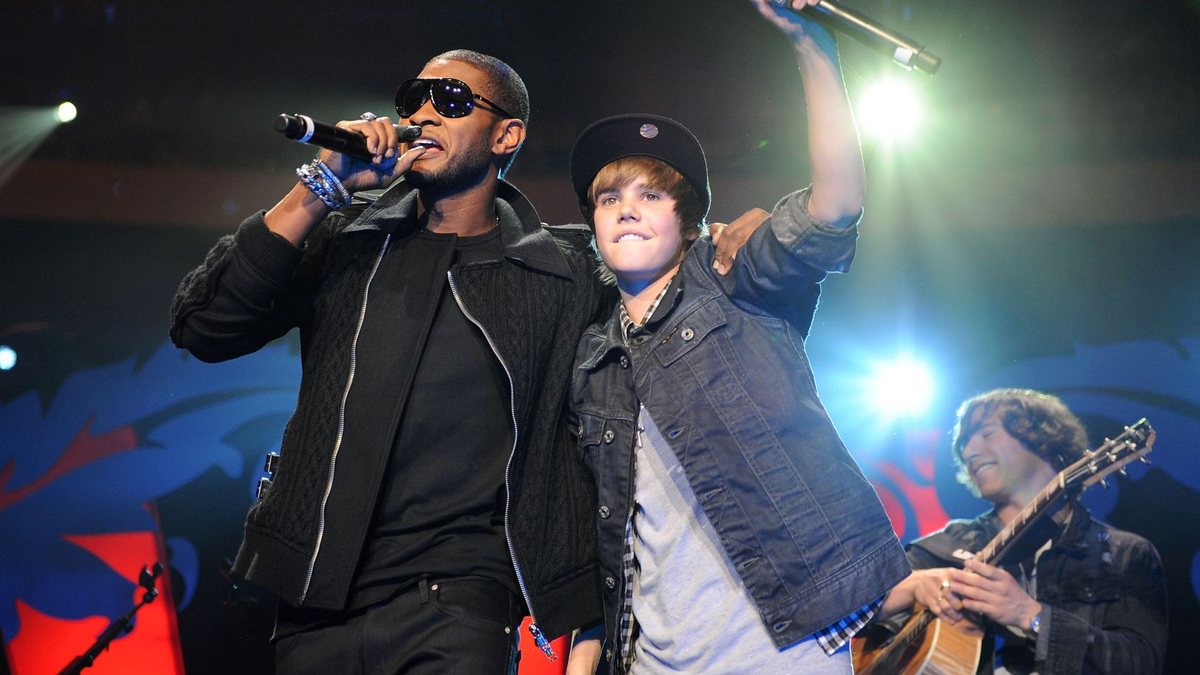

{"left": 993, "top": 514, "right": 1061, "bottom": 568}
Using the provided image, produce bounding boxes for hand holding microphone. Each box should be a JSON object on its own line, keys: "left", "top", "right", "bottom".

{"left": 275, "top": 113, "right": 422, "bottom": 162}
{"left": 768, "top": 0, "right": 941, "bottom": 74}
{"left": 278, "top": 113, "right": 427, "bottom": 198}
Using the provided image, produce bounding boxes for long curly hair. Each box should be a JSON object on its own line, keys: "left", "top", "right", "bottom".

{"left": 950, "top": 388, "right": 1089, "bottom": 496}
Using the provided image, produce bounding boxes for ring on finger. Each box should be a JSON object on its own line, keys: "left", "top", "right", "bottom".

{"left": 360, "top": 112, "right": 378, "bottom": 122}
{"left": 940, "top": 579, "right": 951, "bottom": 591}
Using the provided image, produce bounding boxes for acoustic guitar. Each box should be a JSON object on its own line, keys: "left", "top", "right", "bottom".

{"left": 851, "top": 419, "right": 1155, "bottom": 675}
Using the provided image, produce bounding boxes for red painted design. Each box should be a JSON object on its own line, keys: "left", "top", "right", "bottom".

{"left": 5, "top": 532, "right": 183, "bottom": 674}
{"left": 0, "top": 420, "right": 137, "bottom": 510}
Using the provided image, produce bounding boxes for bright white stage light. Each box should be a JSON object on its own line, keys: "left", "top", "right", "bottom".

{"left": 0, "top": 345, "right": 16, "bottom": 371}
{"left": 56, "top": 101, "right": 78, "bottom": 124}
{"left": 857, "top": 79, "right": 922, "bottom": 143}
{"left": 868, "top": 355, "right": 935, "bottom": 419}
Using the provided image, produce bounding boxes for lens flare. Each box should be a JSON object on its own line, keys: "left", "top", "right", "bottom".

{"left": 858, "top": 79, "right": 922, "bottom": 143}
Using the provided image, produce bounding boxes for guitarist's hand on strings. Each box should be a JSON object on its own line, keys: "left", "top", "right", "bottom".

{"left": 880, "top": 568, "right": 965, "bottom": 623}
{"left": 949, "top": 559, "right": 1043, "bottom": 632}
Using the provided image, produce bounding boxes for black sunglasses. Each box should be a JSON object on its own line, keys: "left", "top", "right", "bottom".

{"left": 394, "top": 78, "right": 516, "bottom": 120}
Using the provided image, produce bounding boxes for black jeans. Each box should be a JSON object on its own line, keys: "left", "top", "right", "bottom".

{"left": 273, "top": 577, "right": 521, "bottom": 675}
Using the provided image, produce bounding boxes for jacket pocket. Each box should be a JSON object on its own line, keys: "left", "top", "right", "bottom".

{"left": 577, "top": 412, "right": 607, "bottom": 451}
{"left": 1052, "top": 571, "right": 1122, "bottom": 604}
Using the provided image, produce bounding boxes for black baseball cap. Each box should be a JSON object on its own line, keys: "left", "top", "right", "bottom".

{"left": 570, "top": 114, "right": 710, "bottom": 220}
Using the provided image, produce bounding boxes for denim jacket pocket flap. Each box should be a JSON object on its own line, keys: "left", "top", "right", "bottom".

{"left": 577, "top": 413, "right": 608, "bottom": 449}
{"left": 654, "top": 301, "right": 727, "bottom": 367}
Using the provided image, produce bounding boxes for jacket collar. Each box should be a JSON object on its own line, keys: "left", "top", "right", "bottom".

{"left": 343, "top": 178, "right": 573, "bottom": 280}
{"left": 576, "top": 244, "right": 718, "bottom": 371}
{"left": 1052, "top": 504, "right": 1092, "bottom": 551}
{"left": 576, "top": 303, "right": 630, "bottom": 371}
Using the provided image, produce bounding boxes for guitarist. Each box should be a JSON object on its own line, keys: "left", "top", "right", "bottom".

{"left": 872, "top": 388, "right": 1168, "bottom": 674}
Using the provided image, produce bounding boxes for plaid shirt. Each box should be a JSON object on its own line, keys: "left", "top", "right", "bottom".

{"left": 814, "top": 597, "right": 882, "bottom": 655}
{"left": 615, "top": 278, "right": 673, "bottom": 667}
{"left": 613, "top": 276, "right": 879, "bottom": 668}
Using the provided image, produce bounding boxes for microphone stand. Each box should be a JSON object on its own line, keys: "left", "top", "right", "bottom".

{"left": 59, "top": 563, "right": 165, "bottom": 675}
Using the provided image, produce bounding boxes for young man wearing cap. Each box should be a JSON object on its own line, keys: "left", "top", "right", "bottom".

{"left": 566, "top": 1, "right": 910, "bottom": 672}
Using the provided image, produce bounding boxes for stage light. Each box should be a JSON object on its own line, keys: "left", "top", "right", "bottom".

{"left": 857, "top": 78, "right": 923, "bottom": 143}
{"left": 868, "top": 355, "right": 935, "bottom": 419}
{"left": 0, "top": 104, "right": 65, "bottom": 187}
{"left": 56, "top": 101, "right": 78, "bottom": 124}
{"left": 0, "top": 345, "right": 16, "bottom": 371}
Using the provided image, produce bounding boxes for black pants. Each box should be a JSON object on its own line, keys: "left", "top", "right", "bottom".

{"left": 273, "top": 577, "right": 521, "bottom": 675}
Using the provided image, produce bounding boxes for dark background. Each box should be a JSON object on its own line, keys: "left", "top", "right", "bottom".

{"left": 2, "top": 1, "right": 1198, "bottom": 673}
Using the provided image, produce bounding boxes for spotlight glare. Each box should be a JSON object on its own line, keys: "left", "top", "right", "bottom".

{"left": 869, "top": 355, "right": 935, "bottom": 419}
{"left": 857, "top": 79, "right": 922, "bottom": 143}
{"left": 56, "top": 101, "right": 78, "bottom": 124}
{"left": 0, "top": 345, "right": 16, "bottom": 371}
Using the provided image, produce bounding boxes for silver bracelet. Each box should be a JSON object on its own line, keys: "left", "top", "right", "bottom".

{"left": 295, "top": 159, "right": 352, "bottom": 209}
{"left": 313, "top": 159, "right": 352, "bottom": 208}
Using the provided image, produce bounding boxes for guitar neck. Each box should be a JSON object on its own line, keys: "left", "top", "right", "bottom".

{"left": 973, "top": 475, "right": 1066, "bottom": 566}
{"left": 851, "top": 419, "right": 1153, "bottom": 675}
{"left": 972, "top": 418, "right": 1153, "bottom": 566}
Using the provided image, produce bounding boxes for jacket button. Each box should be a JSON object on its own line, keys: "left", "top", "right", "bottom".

{"left": 603, "top": 429, "right": 615, "bottom": 443}
{"left": 599, "top": 506, "right": 611, "bottom": 519}
{"left": 619, "top": 355, "right": 630, "bottom": 369}
{"left": 681, "top": 327, "right": 695, "bottom": 341}
{"left": 605, "top": 576, "right": 617, "bottom": 590}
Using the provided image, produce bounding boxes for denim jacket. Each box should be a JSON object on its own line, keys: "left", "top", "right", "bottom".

{"left": 571, "top": 189, "right": 911, "bottom": 667}
{"left": 904, "top": 508, "right": 1168, "bottom": 674}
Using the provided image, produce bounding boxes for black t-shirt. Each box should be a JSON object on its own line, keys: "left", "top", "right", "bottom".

{"left": 349, "top": 227, "right": 517, "bottom": 608}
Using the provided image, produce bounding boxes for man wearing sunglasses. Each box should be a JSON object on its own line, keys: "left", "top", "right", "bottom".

{"left": 171, "top": 50, "right": 613, "bottom": 673}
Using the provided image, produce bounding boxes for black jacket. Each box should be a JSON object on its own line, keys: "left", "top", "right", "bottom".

{"left": 170, "top": 179, "right": 611, "bottom": 641}
{"left": 902, "top": 508, "right": 1167, "bottom": 674}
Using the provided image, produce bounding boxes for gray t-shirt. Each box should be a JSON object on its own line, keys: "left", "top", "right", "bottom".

{"left": 628, "top": 407, "right": 852, "bottom": 674}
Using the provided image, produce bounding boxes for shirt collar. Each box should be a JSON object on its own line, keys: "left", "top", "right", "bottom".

{"left": 620, "top": 271, "right": 683, "bottom": 342}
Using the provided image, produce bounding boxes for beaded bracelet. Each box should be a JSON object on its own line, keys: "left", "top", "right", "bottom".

{"left": 295, "top": 159, "right": 352, "bottom": 210}
{"left": 295, "top": 161, "right": 339, "bottom": 209}
{"left": 313, "top": 159, "right": 352, "bottom": 208}
{"left": 294, "top": 162, "right": 330, "bottom": 206}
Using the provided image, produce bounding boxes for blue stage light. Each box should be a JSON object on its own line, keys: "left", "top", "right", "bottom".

{"left": 868, "top": 355, "right": 935, "bottom": 419}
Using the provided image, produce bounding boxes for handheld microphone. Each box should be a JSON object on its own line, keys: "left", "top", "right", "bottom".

{"left": 771, "top": 0, "right": 942, "bottom": 74}
{"left": 274, "top": 114, "right": 422, "bottom": 162}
